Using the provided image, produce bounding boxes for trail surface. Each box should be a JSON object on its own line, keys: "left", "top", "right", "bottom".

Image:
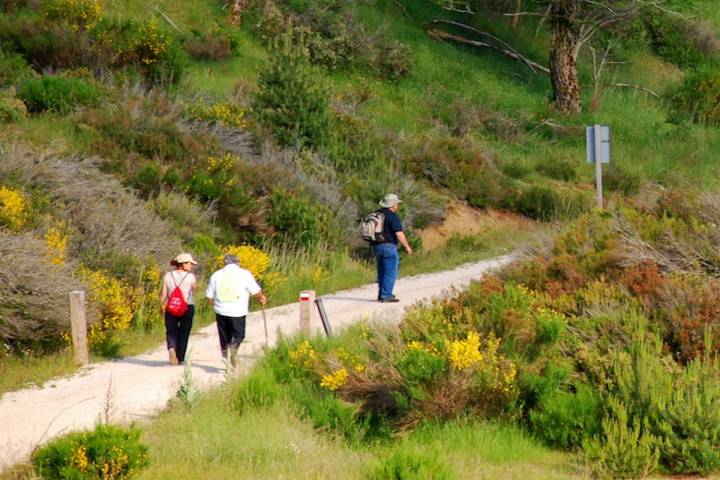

{"left": 0, "top": 254, "right": 514, "bottom": 471}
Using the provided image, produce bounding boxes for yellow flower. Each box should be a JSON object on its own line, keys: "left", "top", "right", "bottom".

{"left": 71, "top": 445, "right": 88, "bottom": 472}
{"left": 0, "top": 186, "right": 27, "bottom": 231}
{"left": 45, "top": 222, "right": 70, "bottom": 266}
{"left": 320, "top": 368, "right": 348, "bottom": 391}
{"left": 216, "top": 245, "right": 271, "bottom": 279}
{"left": 289, "top": 340, "right": 317, "bottom": 369}
{"left": 447, "top": 332, "right": 482, "bottom": 370}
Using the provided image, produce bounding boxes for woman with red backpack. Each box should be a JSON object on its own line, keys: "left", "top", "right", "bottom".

{"left": 159, "top": 253, "right": 197, "bottom": 365}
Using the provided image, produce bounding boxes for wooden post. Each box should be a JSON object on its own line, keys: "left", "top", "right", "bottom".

{"left": 594, "top": 124, "right": 603, "bottom": 209}
{"left": 69, "top": 291, "right": 89, "bottom": 366}
{"left": 299, "top": 290, "right": 315, "bottom": 336}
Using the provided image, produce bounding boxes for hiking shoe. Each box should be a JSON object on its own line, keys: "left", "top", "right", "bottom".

{"left": 380, "top": 297, "right": 399, "bottom": 303}
{"left": 168, "top": 348, "right": 179, "bottom": 366}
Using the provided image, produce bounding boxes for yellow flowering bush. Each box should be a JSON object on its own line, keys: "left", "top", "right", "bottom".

{"left": 42, "top": 0, "right": 102, "bottom": 31}
{"left": 289, "top": 340, "right": 317, "bottom": 370}
{"left": 447, "top": 332, "right": 484, "bottom": 371}
{"left": 0, "top": 186, "right": 28, "bottom": 231}
{"left": 44, "top": 221, "right": 71, "bottom": 266}
{"left": 216, "top": 244, "right": 271, "bottom": 279}
{"left": 185, "top": 101, "right": 247, "bottom": 128}
{"left": 78, "top": 267, "right": 135, "bottom": 346}
{"left": 320, "top": 367, "right": 349, "bottom": 391}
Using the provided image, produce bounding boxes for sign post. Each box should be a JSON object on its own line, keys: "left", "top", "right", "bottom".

{"left": 299, "top": 290, "right": 315, "bottom": 336}
{"left": 68, "top": 290, "right": 89, "bottom": 366}
{"left": 586, "top": 124, "right": 611, "bottom": 209}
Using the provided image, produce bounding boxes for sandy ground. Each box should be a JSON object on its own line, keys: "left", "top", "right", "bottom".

{"left": 0, "top": 254, "right": 514, "bottom": 471}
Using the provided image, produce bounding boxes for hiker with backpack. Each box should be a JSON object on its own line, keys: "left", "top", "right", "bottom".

{"left": 205, "top": 254, "right": 267, "bottom": 365}
{"left": 362, "top": 193, "right": 412, "bottom": 303}
{"left": 159, "top": 253, "right": 198, "bottom": 366}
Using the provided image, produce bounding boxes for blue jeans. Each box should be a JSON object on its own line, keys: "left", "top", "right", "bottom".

{"left": 373, "top": 243, "right": 399, "bottom": 300}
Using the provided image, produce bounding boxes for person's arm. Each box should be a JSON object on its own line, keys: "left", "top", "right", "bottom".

{"left": 396, "top": 231, "right": 413, "bottom": 255}
{"left": 205, "top": 274, "right": 215, "bottom": 307}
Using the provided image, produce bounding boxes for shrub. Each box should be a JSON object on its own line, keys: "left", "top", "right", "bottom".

{"left": 535, "top": 157, "right": 577, "bottom": 181}
{"left": 372, "top": 40, "right": 412, "bottom": 82}
{"left": 183, "top": 31, "right": 233, "bottom": 60}
{"left": 252, "top": 29, "right": 332, "bottom": 148}
{"left": 41, "top": 0, "right": 103, "bottom": 31}
{"left": 235, "top": 367, "right": 285, "bottom": 414}
{"left": 529, "top": 383, "right": 603, "bottom": 449}
{"left": 503, "top": 184, "right": 589, "bottom": 221}
{"left": 671, "top": 65, "right": 720, "bottom": 124}
{"left": 32, "top": 424, "right": 149, "bottom": 480}
{"left": 585, "top": 398, "right": 660, "bottom": 479}
{"left": 0, "top": 49, "right": 31, "bottom": 87}
{"left": 183, "top": 100, "right": 246, "bottom": 128}
{"left": 603, "top": 163, "right": 641, "bottom": 196}
{"left": 611, "top": 336, "right": 720, "bottom": 474}
{"left": 268, "top": 189, "right": 336, "bottom": 248}
{"left": 0, "top": 88, "right": 28, "bottom": 122}
{"left": 643, "top": 14, "right": 718, "bottom": 67}
{"left": 18, "top": 74, "right": 100, "bottom": 114}
{"left": 0, "top": 230, "right": 88, "bottom": 344}
{"left": 370, "top": 450, "right": 455, "bottom": 480}
{"left": 0, "top": 185, "right": 28, "bottom": 230}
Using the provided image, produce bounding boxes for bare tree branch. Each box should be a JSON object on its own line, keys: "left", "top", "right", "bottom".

{"left": 606, "top": 82, "right": 660, "bottom": 98}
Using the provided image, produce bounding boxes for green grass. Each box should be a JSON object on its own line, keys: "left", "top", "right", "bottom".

{"left": 136, "top": 384, "right": 584, "bottom": 480}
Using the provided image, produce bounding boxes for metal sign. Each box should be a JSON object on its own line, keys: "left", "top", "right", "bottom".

{"left": 586, "top": 125, "right": 611, "bottom": 164}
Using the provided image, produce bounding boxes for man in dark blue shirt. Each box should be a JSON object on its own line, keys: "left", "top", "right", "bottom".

{"left": 374, "top": 193, "right": 413, "bottom": 302}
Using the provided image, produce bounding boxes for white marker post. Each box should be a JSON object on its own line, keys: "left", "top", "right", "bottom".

{"left": 586, "top": 124, "right": 611, "bottom": 209}
{"left": 299, "top": 290, "right": 315, "bottom": 336}
{"left": 68, "top": 290, "right": 89, "bottom": 366}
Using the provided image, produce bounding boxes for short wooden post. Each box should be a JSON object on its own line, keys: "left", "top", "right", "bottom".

{"left": 299, "top": 290, "right": 315, "bottom": 336}
{"left": 69, "top": 290, "right": 89, "bottom": 366}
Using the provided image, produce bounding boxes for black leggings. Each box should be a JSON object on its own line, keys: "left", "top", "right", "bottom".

{"left": 165, "top": 305, "right": 194, "bottom": 362}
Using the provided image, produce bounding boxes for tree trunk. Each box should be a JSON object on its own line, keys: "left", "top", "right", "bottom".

{"left": 549, "top": 13, "right": 582, "bottom": 114}
{"left": 509, "top": 0, "right": 522, "bottom": 28}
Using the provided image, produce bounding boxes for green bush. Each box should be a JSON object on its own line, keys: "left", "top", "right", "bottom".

{"left": 268, "top": 189, "right": 335, "bottom": 248}
{"left": 235, "top": 367, "right": 285, "bottom": 414}
{"left": 396, "top": 348, "right": 448, "bottom": 385}
{"left": 529, "top": 383, "right": 602, "bottom": 449}
{"left": 369, "top": 450, "right": 455, "bottom": 480}
{"left": 0, "top": 87, "right": 27, "bottom": 122}
{"left": 0, "top": 48, "right": 31, "bottom": 87}
{"left": 18, "top": 74, "right": 100, "bottom": 114}
{"left": 671, "top": 65, "right": 720, "bottom": 124}
{"left": 503, "top": 184, "right": 589, "bottom": 221}
{"left": 253, "top": 29, "right": 332, "bottom": 148}
{"left": 603, "top": 163, "right": 641, "bottom": 196}
{"left": 611, "top": 337, "right": 720, "bottom": 474}
{"left": 535, "top": 157, "right": 577, "bottom": 181}
{"left": 643, "top": 14, "right": 715, "bottom": 68}
{"left": 373, "top": 40, "right": 412, "bottom": 82}
{"left": 585, "top": 398, "right": 660, "bottom": 479}
{"left": 32, "top": 424, "right": 149, "bottom": 480}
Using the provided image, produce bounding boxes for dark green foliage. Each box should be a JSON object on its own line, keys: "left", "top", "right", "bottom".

{"left": 18, "top": 74, "right": 100, "bottom": 114}
{"left": 370, "top": 450, "right": 455, "bottom": 480}
{"left": 603, "top": 163, "right": 641, "bottom": 196}
{"left": 0, "top": 48, "right": 31, "bottom": 87}
{"left": 268, "top": 189, "right": 335, "bottom": 248}
{"left": 396, "top": 348, "right": 447, "bottom": 384}
{"left": 253, "top": 30, "right": 332, "bottom": 148}
{"left": 671, "top": 65, "right": 720, "bottom": 124}
{"left": 529, "top": 383, "right": 603, "bottom": 449}
{"left": 643, "top": 14, "right": 717, "bottom": 68}
{"left": 503, "top": 184, "right": 589, "bottom": 221}
{"left": 235, "top": 367, "right": 285, "bottom": 414}
{"left": 535, "top": 158, "right": 577, "bottom": 182}
{"left": 372, "top": 40, "right": 412, "bottom": 82}
{"left": 32, "top": 424, "right": 149, "bottom": 480}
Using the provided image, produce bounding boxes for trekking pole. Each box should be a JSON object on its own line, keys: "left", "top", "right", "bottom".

{"left": 261, "top": 303, "right": 269, "bottom": 348}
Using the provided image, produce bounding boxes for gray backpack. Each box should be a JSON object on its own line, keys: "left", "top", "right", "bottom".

{"left": 360, "top": 210, "right": 386, "bottom": 243}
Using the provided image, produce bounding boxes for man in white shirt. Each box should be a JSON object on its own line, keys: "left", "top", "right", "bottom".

{"left": 206, "top": 254, "right": 267, "bottom": 363}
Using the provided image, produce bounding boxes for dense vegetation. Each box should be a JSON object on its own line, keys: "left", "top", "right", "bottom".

{"left": 3, "top": 0, "right": 720, "bottom": 478}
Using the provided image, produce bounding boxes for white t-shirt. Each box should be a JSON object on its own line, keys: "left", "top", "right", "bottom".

{"left": 205, "top": 264, "right": 261, "bottom": 317}
{"left": 163, "top": 270, "right": 196, "bottom": 305}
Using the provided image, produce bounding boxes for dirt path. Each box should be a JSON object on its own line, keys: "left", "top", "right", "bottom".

{"left": 0, "top": 254, "right": 514, "bottom": 471}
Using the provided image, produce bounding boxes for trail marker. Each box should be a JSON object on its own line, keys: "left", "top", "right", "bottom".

{"left": 586, "top": 124, "right": 611, "bottom": 208}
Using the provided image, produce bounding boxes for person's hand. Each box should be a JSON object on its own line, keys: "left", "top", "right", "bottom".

{"left": 405, "top": 246, "right": 413, "bottom": 255}
{"left": 159, "top": 305, "right": 165, "bottom": 315}
{"left": 257, "top": 293, "right": 267, "bottom": 306}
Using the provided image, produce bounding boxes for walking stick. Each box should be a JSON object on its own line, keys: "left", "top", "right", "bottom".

{"left": 261, "top": 303, "right": 269, "bottom": 348}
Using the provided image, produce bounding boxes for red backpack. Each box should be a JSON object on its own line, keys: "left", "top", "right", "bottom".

{"left": 166, "top": 273, "right": 190, "bottom": 316}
